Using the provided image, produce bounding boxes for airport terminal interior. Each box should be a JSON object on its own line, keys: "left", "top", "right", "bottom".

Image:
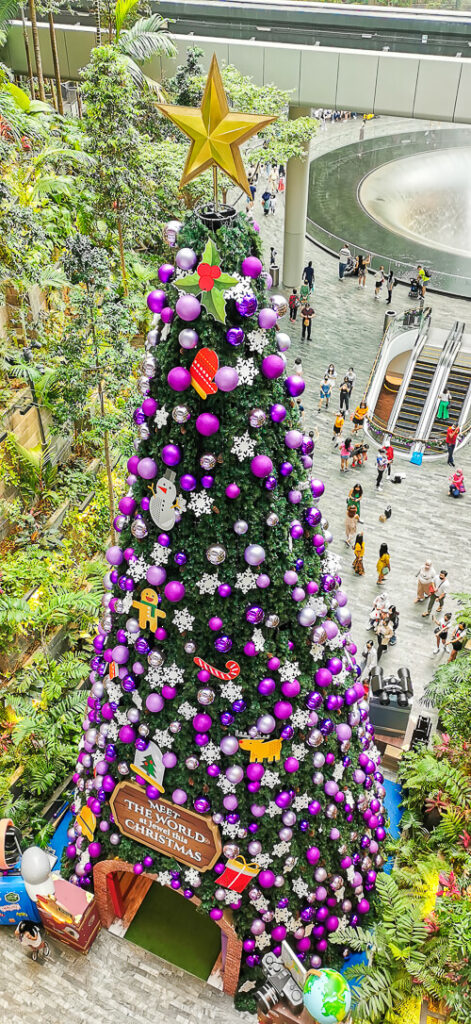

{"left": 0, "top": 4, "right": 470, "bottom": 1024}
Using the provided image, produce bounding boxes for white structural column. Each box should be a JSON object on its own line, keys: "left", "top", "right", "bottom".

{"left": 282, "top": 105, "right": 311, "bottom": 289}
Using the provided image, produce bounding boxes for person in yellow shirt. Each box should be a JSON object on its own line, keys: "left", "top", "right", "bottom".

{"left": 352, "top": 533, "right": 365, "bottom": 576}
{"left": 376, "top": 543, "right": 390, "bottom": 585}
{"left": 332, "top": 410, "right": 344, "bottom": 446}
{"left": 352, "top": 400, "right": 368, "bottom": 434}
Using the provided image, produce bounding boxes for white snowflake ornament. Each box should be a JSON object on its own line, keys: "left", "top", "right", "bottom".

{"left": 188, "top": 491, "right": 213, "bottom": 517}
{"left": 154, "top": 406, "right": 169, "bottom": 429}
{"left": 235, "top": 356, "right": 257, "bottom": 386}
{"left": 172, "top": 607, "right": 195, "bottom": 633}
{"left": 196, "top": 573, "right": 220, "bottom": 595}
{"left": 231, "top": 431, "right": 257, "bottom": 462}
{"left": 235, "top": 568, "right": 258, "bottom": 594}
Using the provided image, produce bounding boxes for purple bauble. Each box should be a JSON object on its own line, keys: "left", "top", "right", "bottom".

{"left": 258, "top": 677, "right": 276, "bottom": 696}
{"left": 315, "top": 668, "right": 333, "bottom": 688}
{"left": 179, "top": 328, "right": 198, "bottom": 349}
{"left": 258, "top": 308, "right": 277, "bottom": 330}
{"left": 137, "top": 457, "right": 157, "bottom": 480}
{"left": 262, "top": 354, "right": 284, "bottom": 379}
{"left": 147, "top": 289, "right": 166, "bottom": 313}
{"left": 176, "top": 294, "right": 201, "bottom": 322}
{"left": 106, "top": 545, "right": 123, "bottom": 566}
{"left": 226, "top": 327, "right": 244, "bottom": 346}
{"left": 167, "top": 366, "right": 191, "bottom": 392}
{"left": 146, "top": 566, "right": 166, "bottom": 586}
{"left": 215, "top": 366, "right": 238, "bottom": 392}
{"left": 236, "top": 294, "right": 257, "bottom": 317}
{"left": 119, "top": 725, "right": 135, "bottom": 744}
{"left": 284, "top": 757, "right": 299, "bottom": 773}
{"left": 158, "top": 263, "right": 175, "bottom": 284}
{"left": 306, "top": 846, "right": 321, "bottom": 865}
{"left": 176, "top": 247, "right": 197, "bottom": 271}
{"left": 305, "top": 507, "right": 322, "bottom": 527}
{"left": 225, "top": 483, "right": 240, "bottom": 499}
{"left": 285, "top": 430, "right": 303, "bottom": 450}
{"left": 180, "top": 474, "right": 197, "bottom": 491}
{"left": 258, "top": 870, "right": 275, "bottom": 889}
{"left": 163, "top": 580, "right": 185, "bottom": 604}
{"left": 161, "top": 307, "right": 174, "bottom": 324}
{"left": 112, "top": 645, "right": 129, "bottom": 665}
{"left": 196, "top": 413, "right": 219, "bottom": 436}
{"left": 146, "top": 693, "right": 164, "bottom": 713}
{"left": 242, "top": 256, "right": 263, "bottom": 278}
{"left": 270, "top": 403, "right": 287, "bottom": 423}
{"left": 285, "top": 375, "right": 305, "bottom": 398}
{"left": 172, "top": 789, "right": 187, "bottom": 805}
{"left": 274, "top": 701, "right": 292, "bottom": 720}
{"left": 162, "top": 444, "right": 182, "bottom": 467}
{"left": 251, "top": 455, "right": 273, "bottom": 479}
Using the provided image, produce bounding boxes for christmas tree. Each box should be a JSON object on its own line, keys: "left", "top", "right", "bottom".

{"left": 66, "top": 58, "right": 387, "bottom": 1011}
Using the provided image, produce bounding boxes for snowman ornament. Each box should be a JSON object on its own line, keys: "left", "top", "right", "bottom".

{"left": 149, "top": 470, "right": 179, "bottom": 530}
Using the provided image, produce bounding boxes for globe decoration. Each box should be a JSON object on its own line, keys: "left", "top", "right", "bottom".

{"left": 303, "top": 970, "right": 351, "bottom": 1024}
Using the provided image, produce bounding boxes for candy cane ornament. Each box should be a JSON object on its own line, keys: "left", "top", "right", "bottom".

{"left": 193, "top": 657, "right": 240, "bottom": 680}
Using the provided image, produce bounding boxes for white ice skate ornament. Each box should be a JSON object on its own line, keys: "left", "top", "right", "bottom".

{"left": 149, "top": 472, "right": 178, "bottom": 530}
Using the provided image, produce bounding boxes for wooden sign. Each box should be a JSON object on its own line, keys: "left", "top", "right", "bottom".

{"left": 109, "top": 782, "right": 222, "bottom": 871}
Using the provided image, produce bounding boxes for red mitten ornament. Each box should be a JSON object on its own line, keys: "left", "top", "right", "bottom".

{"left": 190, "top": 347, "right": 219, "bottom": 399}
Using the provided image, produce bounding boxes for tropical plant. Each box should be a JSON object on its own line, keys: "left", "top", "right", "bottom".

{"left": 331, "top": 873, "right": 429, "bottom": 1023}
{"left": 113, "top": 0, "right": 176, "bottom": 98}
{"left": 1, "top": 432, "right": 59, "bottom": 509}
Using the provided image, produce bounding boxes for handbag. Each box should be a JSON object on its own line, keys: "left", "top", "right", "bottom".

{"left": 381, "top": 566, "right": 390, "bottom": 575}
{"left": 303, "top": 317, "right": 310, "bottom": 327}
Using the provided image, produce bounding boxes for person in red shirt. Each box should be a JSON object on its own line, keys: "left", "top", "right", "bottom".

{"left": 385, "top": 438, "right": 394, "bottom": 477}
{"left": 446, "top": 423, "right": 459, "bottom": 467}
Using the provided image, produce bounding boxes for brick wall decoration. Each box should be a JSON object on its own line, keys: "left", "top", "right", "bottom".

{"left": 93, "top": 858, "right": 243, "bottom": 997}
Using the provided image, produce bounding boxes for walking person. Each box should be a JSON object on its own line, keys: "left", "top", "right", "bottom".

{"left": 376, "top": 543, "right": 390, "bottom": 585}
{"left": 374, "top": 265, "right": 385, "bottom": 299}
{"left": 422, "top": 569, "right": 449, "bottom": 618}
{"left": 437, "top": 389, "right": 451, "bottom": 422}
{"left": 338, "top": 242, "right": 351, "bottom": 281}
{"left": 332, "top": 410, "right": 344, "bottom": 445}
{"left": 326, "top": 363, "right": 337, "bottom": 389}
{"left": 376, "top": 447, "right": 388, "bottom": 490}
{"left": 340, "top": 437, "right": 353, "bottom": 472}
{"left": 357, "top": 253, "right": 370, "bottom": 288}
{"left": 446, "top": 423, "right": 459, "bottom": 466}
{"left": 318, "top": 375, "right": 332, "bottom": 412}
{"left": 339, "top": 378, "right": 351, "bottom": 413}
{"left": 352, "top": 532, "right": 365, "bottom": 575}
{"left": 303, "top": 260, "right": 315, "bottom": 293}
{"left": 293, "top": 357, "right": 303, "bottom": 378}
{"left": 432, "top": 611, "right": 452, "bottom": 654}
{"left": 345, "top": 503, "right": 359, "bottom": 547}
{"left": 388, "top": 604, "right": 400, "bottom": 646}
{"left": 446, "top": 621, "right": 467, "bottom": 662}
{"left": 289, "top": 288, "right": 300, "bottom": 321}
{"left": 376, "top": 614, "right": 394, "bottom": 661}
{"left": 301, "top": 301, "right": 315, "bottom": 340}
{"left": 269, "top": 193, "right": 277, "bottom": 214}
{"left": 414, "top": 559, "right": 437, "bottom": 603}
{"left": 352, "top": 400, "right": 368, "bottom": 434}
{"left": 386, "top": 270, "right": 397, "bottom": 305}
{"left": 346, "top": 366, "right": 356, "bottom": 391}
{"left": 360, "top": 639, "right": 377, "bottom": 682}
{"left": 347, "top": 482, "right": 363, "bottom": 519}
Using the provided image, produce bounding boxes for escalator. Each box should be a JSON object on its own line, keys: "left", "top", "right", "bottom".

{"left": 429, "top": 354, "right": 471, "bottom": 441}
{"left": 393, "top": 346, "right": 440, "bottom": 448}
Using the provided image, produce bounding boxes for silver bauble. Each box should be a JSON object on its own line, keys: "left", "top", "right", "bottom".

{"left": 131, "top": 520, "right": 148, "bottom": 539}
{"left": 206, "top": 544, "right": 226, "bottom": 565}
{"left": 313, "top": 771, "right": 324, "bottom": 786}
{"left": 169, "top": 721, "right": 181, "bottom": 734}
{"left": 223, "top": 844, "right": 240, "bottom": 859}
{"left": 276, "top": 331, "right": 291, "bottom": 352}
{"left": 197, "top": 688, "right": 215, "bottom": 705}
{"left": 109, "top": 833, "right": 121, "bottom": 846}
{"left": 172, "top": 405, "right": 191, "bottom": 424}
{"left": 184, "top": 641, "right": 196, "bottom": 654}
{"left": 117, "top": 762, "right": 129, "bottom": 774}
{"left": 138, "top": 724, "right": 150, "bottom": 738}
{"left": 265, "top": 614, "right": 280, "bottom": 629}
{"left": 313, "top": 753, "right": 325, "bottom": 768}
{"left": 233, "top": 520, "right": 249, "bottom": 535}
{"left": 126, "top": 618, "right": 140, "bottom": 635}
{"left": 298, "top": 607, "right": 316, "bottom": 627}
{"left": 138, "top": 425, "right": 150, "bottom": 441}
{"left": 127, "top": 708, "right": 140, "bottom": 724}
{"left": 148, "top": 649, "right": 165, "bottom": 669}
{"left": 248, "top": 408, "right": 266, "bottom": 428}
{"left": 185, "top": 756, "right": 199, "bottom": 770}
{"left": 270, "top": 294, "right": 288, "bottom": 318}
{"left": 266, "top": 513, "right": 279, "bottom": 527}
{"left": 200, "top": 453, "right": 216, "bottom": 470}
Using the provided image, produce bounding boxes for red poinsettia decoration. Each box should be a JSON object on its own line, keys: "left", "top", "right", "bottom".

{"left": 197, "top": 262, "right": 221, "bottom": 291}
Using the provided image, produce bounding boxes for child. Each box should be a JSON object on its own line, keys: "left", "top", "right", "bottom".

{"left": 340, "top": 437, "right": 352, "bottom": 472}
{"left": 296, "top": 398, "right": 305, "bottom": 423}
{"left": 332, "top": 410, "right": 344, "bottom": 445}
{"left": 270, "top": 193, "right": 277, "bottom": 214}
{"left": 294, "top": 357, "right": 304, "bottom": 378}
{"left": 376, "top": 543, "right": 390, "bottom": 585}
{"left": 353, "top": 532, "right": 365, "bottom": 575}
{"left": 15, "top": 920, "right": 49, "bottom": 961}
{"left": 351, "top": 442, "right": 369, "bottom": 467}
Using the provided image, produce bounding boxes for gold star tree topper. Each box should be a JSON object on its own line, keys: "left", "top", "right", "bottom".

{"left": 157, "top": 55, "right": 276, "bottom": 197}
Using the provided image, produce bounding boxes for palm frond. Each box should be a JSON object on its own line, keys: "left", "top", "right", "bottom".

{"left": 117, "top": 14, "right": 176, "bottom": 62}
{"left": 34, "top": 146, "right": 97, "bottom": 170}
{"left": 0, "top": 0, "right": 21, "bottom": 27}
{"left": 114, "top": 0, "right": 138, "bottom": 38}
{"left": 32, "top": 174, "right": 76, "bottom": 200}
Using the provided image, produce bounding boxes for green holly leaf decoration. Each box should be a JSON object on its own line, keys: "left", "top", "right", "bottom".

{"left": 176, "top": 238, "right": 239, "bottom": 324}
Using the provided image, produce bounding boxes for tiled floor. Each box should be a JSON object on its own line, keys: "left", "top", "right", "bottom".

{"left": 1, "top": 116, "right": 469, "bottom": 1024}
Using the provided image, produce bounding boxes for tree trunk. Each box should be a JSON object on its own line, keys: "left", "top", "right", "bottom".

{"left": 20, "top": 4, "right": 35, "bottom": 99}
{"left": 116, "top": 213, "right": 128, "bottom": 296}
{"left": 90, "top": 294, "right": 115, "bottom": 543}
{"left": 29, "top": 0, "right": 45, "bottom": 102}
{"left": 76, "top": 88, "right": 83, "bottom": 119}
{"left": 94, "top": 0, "right": 102, "bottom": 46}
{"left": 48, "top": 11, "right": 63, "bottom": 115}
{"left": 48, "top": 75, "right": 57, "bottom": 110}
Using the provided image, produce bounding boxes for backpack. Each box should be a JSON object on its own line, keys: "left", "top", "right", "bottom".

{"left": 289, "top": 294, "right": 297, "bottom": 308}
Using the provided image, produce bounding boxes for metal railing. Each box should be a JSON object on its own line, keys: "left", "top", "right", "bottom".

{"left": 306, "top": 220, "right": 471, "bottom": 298}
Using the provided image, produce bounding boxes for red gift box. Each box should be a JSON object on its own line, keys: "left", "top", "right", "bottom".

{"left": 218, "top": 855, "right": 259, "bottom": 893}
